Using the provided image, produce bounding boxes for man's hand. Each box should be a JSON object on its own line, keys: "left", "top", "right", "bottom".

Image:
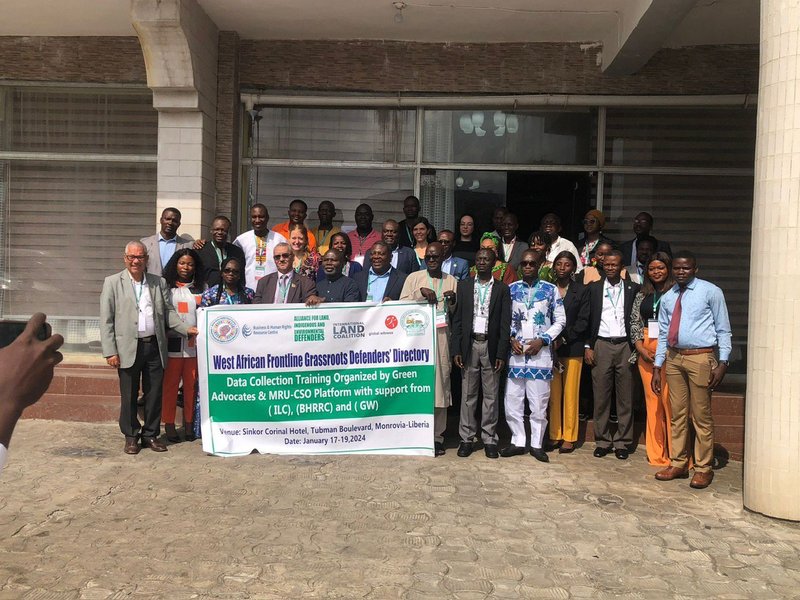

{"left": 494, "top": 359, "right": 505, "bottom": 373}
{"left": 187, "top": 327, "right": 199, "bottom": 337}
{"left": 652, "top": 369, "right": 662, "bottom": 395}
{"left": 584, "top": 347, "right": 595, "bottom": 366}
{"left": 193, "top": 239, "right": 207, "bottom": 250}
{"left": 510, "top": 338, "right": 524, "bottom": 355}
{"left": 106, "top": 355, "right": 120, "bottom": 368}
{"left": 0, "top": 314, "right": 64, "bottom": 447}
{"left": 305, "top": 295, "right": 324, "bottom": 306}
{"left": 381, "top": 296, "right": 392, "bottom": 303}
{"left": 454, "top": 354, "right": 464, "bottom": 369}
{"left": 420, "top": 287, "right": 437, "bottom": 304}
{"left": 524, "top": 339, "right": 545, "bottom": 356}
{"left": 443, "top": 290, "right": 456, "bottom": 304}
{"left": 708, "top": 362, "right": 727, "bottom": 390}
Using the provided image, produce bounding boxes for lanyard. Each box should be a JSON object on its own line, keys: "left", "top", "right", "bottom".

{"left": 524, "top": 280, "right": 539, "bottom": 310}
{"left": 605, "top": 284, "right": 622, "bottom": 310}
{"left": 652, "top": 292, "right": 662, "bottom": 317}
{"left": 317, "top": 229, "right": 332, "bottom": 248}
{"left": 132, "top": 278, "right": 145, "bottom": 309}
{"left": 476, "top": 279, "right": 491, "bottom": 312}
{"left": 213, "top": 242, "right": 226, "bottom": 266}
{"left": 426, "top": 273, "right": 444, "bottom": 304}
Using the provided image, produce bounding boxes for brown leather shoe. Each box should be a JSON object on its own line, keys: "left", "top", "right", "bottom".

{"left": 141, "top": 437, "right": 168, "bottom": 452}
{"left": 655, "top": 466, "right": 689, "bottom": 481}
{"left": 690, "top": 470, "right": 714, "bottom": 489}
{"left": 124, "top": 437, "right": 140, "bottom": 455}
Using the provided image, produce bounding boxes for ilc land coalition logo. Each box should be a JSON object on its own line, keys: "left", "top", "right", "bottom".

{"left": 399, "top": 309, "right": 430, "bottom": 336}
{"left": 210, "top": 316, "right": 239, "bottom": 343}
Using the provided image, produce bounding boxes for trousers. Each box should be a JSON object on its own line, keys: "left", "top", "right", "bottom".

{"left": 549, "top": 357, "right": 582, "bottom": 443}
{"left": 591, "top": 339, "right": 634, "bottom": 450}
{"left": 459, "top": 339, "right": 500, "bottom": 444}
{"left": 162, "top": 356, "right": 197, "bottom": 425}
{"left": 504, "top": 378, "right": 550, "bottom": 449}
{"left": 118, "top": 338, "right": 163, "bottom": 439}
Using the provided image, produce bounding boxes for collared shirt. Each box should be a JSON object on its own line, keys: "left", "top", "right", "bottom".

{"left": 158, "top": 234, "right": 177, "bottom": 271}
{"left": 598, "top": 278, "right": 625, "bottom": 338}
{"left": 318, "top": 275, "right": 359, "bottom": 303}
{"left": 274, "top": 272, "right": 294, "bottom": 304}
{"left": 442, "top": 256, "right": 454, "bottom": 275}
{"left": 473, "top": 277, "right": 493, "bottom": 333}
{"left": 502, "top": 238, "right": 516, "bottom": 263}
{"left": 348, "top": 229, "right": 382, "bottom": 263}
{"left": 366, "top": 267, "right": 391, "bottom": 302}
{"left": 390, "top": 247, "right": 400, "bottom": 269}
{"left": 655, "top": 277, "right": 732, "bottom": 367}
{"left": 546, "top": 236, "right": 583, "bottom": 273}
{"left": 129, "top": 273, "right": 155, "bottom": 337}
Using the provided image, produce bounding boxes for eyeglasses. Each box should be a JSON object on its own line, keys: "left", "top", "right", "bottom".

{"left": 424, "top": 255, "right": 441, "bottom": 261}
{"left": 274, "top": 253, "right": 292, "bottom": 260}
{"left": 437, "top": 239, "right": 452, "bottom": 245}
{"left": 519, "top": 260, "right": 538, "bottom": 267}
{"left": 583, "top": 218, "right": 599, "bottom": 224}
{"left": 222, "top": 268, "right": 240, "bottom": 274}
{"left": 126, "top": 255, "right": 147, "bottom": 262}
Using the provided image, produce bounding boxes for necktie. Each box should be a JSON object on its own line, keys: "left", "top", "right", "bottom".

{"left": 279, "top": 275, "right": 288, "bottom": 303}
{"left": 667, "top": 290, "right": 684, "bottom": 347}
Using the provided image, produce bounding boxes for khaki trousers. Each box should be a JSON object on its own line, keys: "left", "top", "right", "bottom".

{"left": 664, "top": 349, "right": 716, "bottom": 473}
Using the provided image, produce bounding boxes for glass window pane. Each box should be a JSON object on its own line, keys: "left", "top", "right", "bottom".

{"left": 602, "top": 173, "right": 752, "bottom": 352}
{"left": 0, "top": 161, "right": 156, "bottom": 354}
{"left": 605, "top": 107, "right": 757, "bottom": 168}
{"left": 246, "top": 166, "right": 414, "bottom": 229}
{"left": 250, "top": 108, "right": 416, "bottom": 162}
{"left": 423, "top": 109, "right": 594, "bottom": 165}
{"left": 420, "top": 169, "right": 507, "bottom": 234}
{"left": 4, "top": 88, "right": 158, "bottom": 155}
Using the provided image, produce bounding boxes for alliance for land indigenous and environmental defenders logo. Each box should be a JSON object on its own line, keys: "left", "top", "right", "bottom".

{"left": 400, "top": 309, "right": 430, "bottom": 336}
{"left": 210, "top": 315, "right": 239, "bottom": 343}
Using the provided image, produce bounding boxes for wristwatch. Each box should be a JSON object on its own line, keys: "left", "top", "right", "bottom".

{"left": 719, "top": 360, "right": 729, "bottom": 366}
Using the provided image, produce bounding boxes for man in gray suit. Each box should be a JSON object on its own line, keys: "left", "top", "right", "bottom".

{"left": 140, "top": 207, "right": 194, "bottom": 277}
{"left": 100, "top": 241, "right": 198, "bottom": 454}
{"left": 253, "top": 243, "right": 318, "bottom": 304}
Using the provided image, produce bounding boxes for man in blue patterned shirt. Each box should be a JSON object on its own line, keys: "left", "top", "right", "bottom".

{"left": 501, "top": 249, "right": 566, "bottom": 462}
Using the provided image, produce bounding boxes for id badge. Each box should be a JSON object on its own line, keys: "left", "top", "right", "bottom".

{"left": 138, "top": 310, "right": 146, "bottom": 333}
{"left": 647, "top": 320, "right": 659, "bottom": 339}
{"left": 521, "top": 319, "right": 535, "bottom": 340}
{"left": 473, "top": 315, "right": 488, "bottom": 334}
{"left": 435, "top": 310, "right": 448, "bottom": 329}
{"left": 254, "top": 263, "right": 266, "bottom": 281}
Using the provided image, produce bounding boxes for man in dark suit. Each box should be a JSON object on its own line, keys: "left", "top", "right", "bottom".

{"left": 451, "top": 248, "right": 511, "bottom": 459}
{"left": 438, "top": 230, "right": 470, "bottom": 281}
{"left": 584, "top": 250, "right": 640, "bottom": 460}
{"left": 196, "top": 215, "right": 245, "bottom": 288}
{"left": 382, "top": 219, "right": 419, "bottom": 275}
{"left": 499, "top": 213, "right": 528, "bottom": 270}
{"left": 353, "top": 242, "right": 407, "bottom": 302}
{"left": 253, "top": 243, "right": 318, "bottom": 304}
{"left": 620, "top": 212, "right": 672, "bottom": 267}
{"left": 140, "top": 207, "right": 194, "bottom": 277}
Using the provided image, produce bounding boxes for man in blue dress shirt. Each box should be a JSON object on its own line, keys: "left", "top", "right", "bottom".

{"left": 652, "top": 250, "right": 732, "bottom": 489}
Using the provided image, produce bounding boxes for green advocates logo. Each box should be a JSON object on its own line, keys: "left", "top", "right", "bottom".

{"left": 400, "top": 309, "right": 430, "bottom": 336}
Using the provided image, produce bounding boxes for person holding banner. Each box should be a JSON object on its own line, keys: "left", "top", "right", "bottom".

{"left": 401, "top": 242, "right": 457, "bottom": 457}
{"left": 502, "top": 248, "right": 566, "bottom": 462}
{"left": 354, "top": 242, "right": 407, "bottom": 302}
{"left": 201, "top": 257, "right": 254, "bottom": 307}
{"left": 451, "top": 248, "right": 511, "bottom": 459}
{"left": 316, "top": 249, "right": 360, "bottom": 303}
{"left": 254, "top": 243, "right": 319, "bottom": 304}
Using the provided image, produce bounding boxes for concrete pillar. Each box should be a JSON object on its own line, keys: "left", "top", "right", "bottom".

{"left": 131, "top": 0, "right": 219, "bottom": 240}
{"left": 744, "top": 0, "right": 800, "bottom": 520}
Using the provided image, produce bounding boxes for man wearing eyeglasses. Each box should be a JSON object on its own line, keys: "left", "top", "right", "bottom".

{"left": 438, "top": 230, "right": 470, "bottom": 281}
{"left": 400, "top": 242, "right": 458, "bottom": 457}
{"left": 100, "top": 241, "right": 198, "bottom": 455}
{"left": 253, "top": 243, "right": 319, "bottom": 305}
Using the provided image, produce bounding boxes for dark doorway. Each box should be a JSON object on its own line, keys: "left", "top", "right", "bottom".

{"left": 506, "top": 172, "right": 593, "bottom": 245}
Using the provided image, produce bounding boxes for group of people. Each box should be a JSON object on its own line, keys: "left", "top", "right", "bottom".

{"left": 99, "top": 197, "right": 731, "bottom": 490}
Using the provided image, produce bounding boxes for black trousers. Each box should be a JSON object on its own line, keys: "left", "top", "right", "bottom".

{"left": 118, "top": 339, "right": 164, "bottom": 439}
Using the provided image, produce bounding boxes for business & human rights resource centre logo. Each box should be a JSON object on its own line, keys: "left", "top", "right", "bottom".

{"left": 210, "top": 315, "right": 239, "bottom": 343}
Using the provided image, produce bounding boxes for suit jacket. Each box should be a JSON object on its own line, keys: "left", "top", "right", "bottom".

{"left": 500, "top": 239, "right": 528, "bottom": 270}
{"left": 557, "top": 280, "right": 590, "bottom": 358}
{"left": 197, "top": 241, "right": 245, "bottom": 288}
{"left": 450, "top": 277, "right": 511, "bottom": 364}
{"left": 443, "top": 255, "right": 470, "bottom": 281}
{"left": 100, "top": 270, "right": 189, "bottom": 369}
{"left": 585, "top": 277, "right": 640, "bottom": 350}
{"left": 253, "top": 272, "right": 317, "bottom": 304}
{"left": 140, "top": 233, "right": 194, "bottom": 276}
{"left": 353, "top": 268, "right": 407, "bottom": 302}
{"left": 393, "top": 245, "right": 420, "bottom": 275}
{"left": 620, "top": 237, "right": 673, "bottom": 265}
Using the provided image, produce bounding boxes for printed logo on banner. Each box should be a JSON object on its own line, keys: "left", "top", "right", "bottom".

{"left": 242, "top": 324, "right": 253, "bottom": 338}
{"left": 400, "top": 309, "right": 430, "bottom": 336}
{"left": 210, "top": 316, "right": 239, "bottom": 343}
{"left": 385, "top": 315, "right": 398, "bottom": 330}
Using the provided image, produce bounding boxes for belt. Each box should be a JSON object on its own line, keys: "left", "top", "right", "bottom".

{"left": 669, "top": 347, "right": 713, "bottom": 356}
{"left": 597, "top": 336, "right": 627, "bottom": 344}
{"left": 471, "top": 333, "right": 488, "bottom": 342}
{"left": 137, "top": 335, "right": 156, "bottom": 343}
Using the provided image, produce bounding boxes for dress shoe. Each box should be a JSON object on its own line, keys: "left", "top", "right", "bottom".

{"left": 164, "top": 424, "right": 180, "bottom": 443}
{"left": 141, "top": 437, "right": 168, "bottom": 452}
{"left": 558, "top": 442, "right": 575, "bottom": 454}
{"left": 457, "top": 442, "right": 473, "bottom": 457}
{"left": 500, "top": 444, "right": 526, "bottom": 458}
{"left": 614, "top": 448, "right": 629, "bottom": 460}
{"left": 690, "top": 470, "right": 714, "bottom": 489}
{"left": 484, "top": 444, "right": 499, "bottom": 459}
{"left": 530, "top": 448, "right": 550, "bottom": 463}
{"left": 124, "top": 437, "right": 140, "bottom": 455}
{"left": 593, "top": 446, "right": 612, "bottom": 458}
{"left": 184, "top": 426, "right": 196, "bottom": 442}
{"left": 434, "top": 442, "right": 446, "bottom": 457}
{"left": 655, "top": 466, "right": 690, "bottom": 481}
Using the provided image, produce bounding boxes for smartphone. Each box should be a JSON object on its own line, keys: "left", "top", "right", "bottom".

{"left": 0, "top": 320, "right": 52, "bottom": 349}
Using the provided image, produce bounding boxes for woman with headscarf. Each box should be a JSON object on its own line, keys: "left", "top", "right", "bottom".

{"left": 469, "top": 232, "right": 518, "bottom": 285}
{"left": 578, "top": 209, "right": 615, "bottom": 268}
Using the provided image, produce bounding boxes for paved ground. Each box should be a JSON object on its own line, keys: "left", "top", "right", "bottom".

{"left": 2, "top": 420, "right": 800, "bottom": 599}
